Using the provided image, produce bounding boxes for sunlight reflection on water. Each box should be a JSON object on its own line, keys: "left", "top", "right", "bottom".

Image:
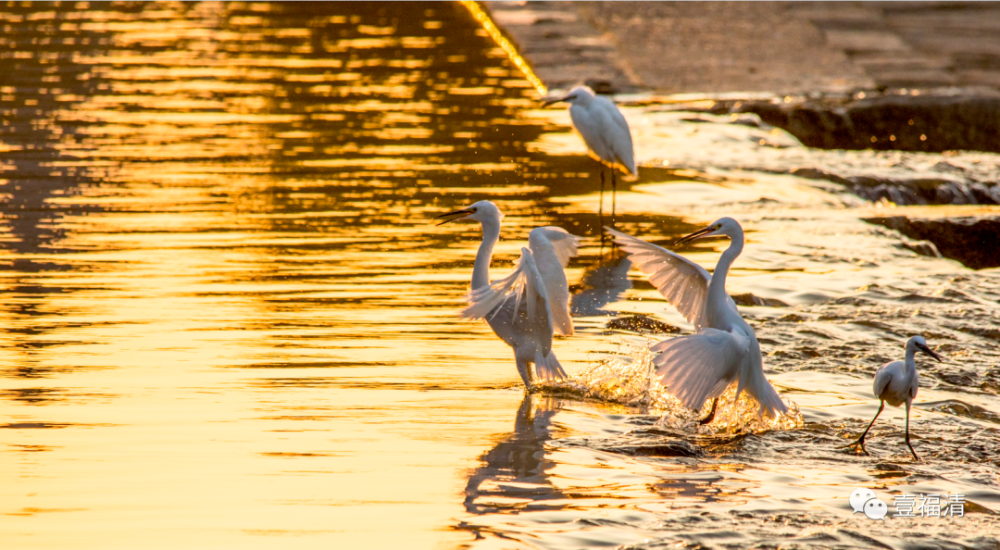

{"left": 0, "top": 2, "right": 998, "bottom": 550}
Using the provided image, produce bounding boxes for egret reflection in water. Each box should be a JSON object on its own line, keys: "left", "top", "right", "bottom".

{"left": 462, "top": 395, "right": 566, "bottom": 516}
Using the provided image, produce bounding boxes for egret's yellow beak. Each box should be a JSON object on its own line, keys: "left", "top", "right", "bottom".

{"left": 434, "top": 208, "right": 474, "bottom": 226}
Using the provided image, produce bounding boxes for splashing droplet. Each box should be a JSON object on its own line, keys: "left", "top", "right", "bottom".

{"left": 539, "top": 340, "right": 803, "bottom": 434}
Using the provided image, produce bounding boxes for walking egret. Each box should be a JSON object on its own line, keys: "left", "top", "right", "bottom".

{"left": 436, "top": 200, "right": 581, "bottom": 388}
{"left": 607, "top": 219, "right": 788, "bottom": 421}
{"left": 544, "top": 85, "right": 636, "bottom": 222}
{"left": 848, "top": 335, "right": 942, "bottom": 460}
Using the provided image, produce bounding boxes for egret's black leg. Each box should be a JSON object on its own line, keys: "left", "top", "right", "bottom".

{"left": 611, "top": 170, "right": 617, "bottom": 227}
{"left": 515, "top": 357, "right": 532, "bottom": 390}
{"left": 598, "top": 170, "right": 606, "bottom": 260}
{"left": 849, "top": 400, "right": 885, "bottom": 454}
{"left": 905, "top": 400, "right": 919, "bottom": 461}
{"left": 599, "top": 169, "right": 605, "bottom": 225}
{"left": 698, "top": 398, "right": 719, "bottom": 425}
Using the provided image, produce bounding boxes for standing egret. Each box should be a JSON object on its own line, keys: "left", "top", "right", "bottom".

{"left": 544, "top": 85, "right": 636, "bottom": 223}
{"left": 848, "top": 335, "right": 942, "bottom": 460}
{"left": 436, "top": 200, "right": 580, "bottom": 388}
{"left": 606, "top": 219, "right": 788, "bottom": 422}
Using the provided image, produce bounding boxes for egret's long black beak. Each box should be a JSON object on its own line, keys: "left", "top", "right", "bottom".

{"left": 434, "top": 208, "right": 473, "bottom": 226}
{"left": 917, "top": 343, "right": 943, "bottom": 362}
{"left": 542, "top": 95, "right": 570, "bottom": 107}
{"left": 675, "top": 225, "right": 715, "bottom": 245}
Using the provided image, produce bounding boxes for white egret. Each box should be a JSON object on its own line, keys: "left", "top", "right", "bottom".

{"left": 544, "top": 85, "right": 636, "bottom": 222}
{"left": 848, "top": 335, "right": 942, "bottom": 460}
{"left": 436, "top": 200, "right": 580, "bottom": 388}
{"left": 606, "top": 219, "right": 788, "bottom": 422}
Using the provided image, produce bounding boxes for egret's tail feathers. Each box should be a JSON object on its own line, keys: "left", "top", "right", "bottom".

{"left": 735, "top": 361, "right": 788, "bottom": 418}
{"left": 534, "top": 350, "right": 567, "bottom": 382}
{"left": 618, "top": 160, "right": 638, "bottom": 178}
{"left": 650, "top": 329, "right": 747, "bottom": 411}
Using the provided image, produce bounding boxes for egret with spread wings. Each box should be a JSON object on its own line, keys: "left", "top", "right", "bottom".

{"left": 848, "top": 335, "right": 941, "bottom": 460}
{"left": 607, "top": 218, "right": 787, "bottom": 422}
{"left": 544, "top": 85, "right": 636, "bottom": 222}
{"left": 437, "top": 200, "right": 580, "bottom": 388}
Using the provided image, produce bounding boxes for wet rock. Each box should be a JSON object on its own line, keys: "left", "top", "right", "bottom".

{"left": 865, "top": 216, "right": 1000, "bottom": 269}
{"left": 898, "top": 293, "right": 953, "bottom": 303}
{"left": 606, "top": 314, "right": 681, "bottom": 334}
{"left": 935, "top": 372, "right": 980, "bottom": 388}
{"left": 899, "top": 240, "right": 942, "bottom": 260}
{"left": 730, "top": 89, "right": 1000, "bottom": 154}
{"left": 611, "top": 439, "right": 702, "bottom": 458}
{"left": 731, "top": 293, "right": 789, "bottom": 308}
{"left": 792, "top": 167, "right": 1000, "bottom": 206}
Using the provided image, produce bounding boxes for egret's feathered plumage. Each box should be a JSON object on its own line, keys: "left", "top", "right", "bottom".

{"left": 437, "top": 201, "right": 580, "bottom": 387}
{"left": 557, "top": 86, "right": 636, "bottom": 177}
{"left": 849, "top": 335, "right": 942, "bottom": 460}
{"left": 545, "top": 85, "right": 636, "bottom": 219}
{"left": 607, "top": 218, "right": 788, "bottom": 419}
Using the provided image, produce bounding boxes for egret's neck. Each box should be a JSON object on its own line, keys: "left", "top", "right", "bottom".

{"left": 904, "top": 346, "right": 919, "bottom": 371}
{"left": 471, "top": 218, "right": 501, "bottom": 290}
{"left": 707, "top": 232, "right": 744, "bottom": 307}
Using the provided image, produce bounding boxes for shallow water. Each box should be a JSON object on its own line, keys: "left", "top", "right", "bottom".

{"left": 0, "top": 3, "right": 998, "bottom": 549}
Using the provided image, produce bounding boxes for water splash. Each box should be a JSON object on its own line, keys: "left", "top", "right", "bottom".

{"left": 541, "top": 340, "right": 803, "bottom": 434}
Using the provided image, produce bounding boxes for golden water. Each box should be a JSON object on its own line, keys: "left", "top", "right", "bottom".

{"left": 1, "top": 3, "right": 998, "bottom": 549}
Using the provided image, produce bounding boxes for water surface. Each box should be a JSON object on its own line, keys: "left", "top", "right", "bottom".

{"left": 1, "top": 3, "right": 998, "bottom": 549}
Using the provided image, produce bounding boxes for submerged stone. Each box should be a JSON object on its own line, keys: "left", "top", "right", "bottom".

{"left": 610, "top": 439, "right": 702, "bottom": 458}
{"left": 731, "top": 292, "right": 789, "bottom": 308}
{"left": 606, "top": 314, "right": 682, "bottom": 334}
{"left": 731, "top": 89, "right": 1000, "bottom": 154}
{"left": 865, "top": 216, "right": 1000, "bottom": 269}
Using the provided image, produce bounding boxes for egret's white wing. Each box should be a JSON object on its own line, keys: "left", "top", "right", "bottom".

{"left": 650, "top": 328, "right": 749, "bottom": 411}
{"left": 873, "top": 363, "right": 895, "bottom": 399}
{"left": 569, "top": 102, "right": 635, "bottom": 176}
{"left": 529, "top": 226, "right": 580, "bottom": 268}
{"left": 593, "top": 95, "right": 637, "bottom": 176}
{"left": 606, "top": 227, "right": 712, "bottom": 329}
{"left": 528, "top": 227, "right": 580, "bottom": 337}
{"left": 461, "top": 247, "right": 553, "bottom": 356}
